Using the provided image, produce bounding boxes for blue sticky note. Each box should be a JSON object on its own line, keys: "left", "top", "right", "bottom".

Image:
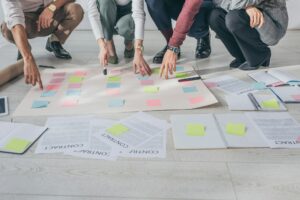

{"left": 252, "top": 82, "right": 267, "bottom": 90}
{"left": 32, "top": 100, "right": 49, "bottom": 109}
{"left": 137, "top": 75, "right": 150, "bottom": 80}
{"left": 108, "top": 99, "right": 125, "bottom": 107}
{"left": 107, "top": 82, "right": 121, "bottom": 88}
{"left": 176, "top": 66, "right": 185, "bottom": 71}
{"left": 41, "top": 90, "right": 56, "bottom": 97}
{"left": 182, "top": 86, "right": 198, "bottom": 93}
{"left": 66, "top": 89, "right": 81, "bottom": 96}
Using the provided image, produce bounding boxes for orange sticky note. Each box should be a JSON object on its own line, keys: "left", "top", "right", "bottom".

{"left": 147, "top": 99, "right": 161, "bottom": 107}
{"left": 189, "top": 96, "right": 204, "bottom": 104}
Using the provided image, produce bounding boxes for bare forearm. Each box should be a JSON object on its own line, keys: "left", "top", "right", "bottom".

{"left": 11, "top": 25, "right": 33, "bottom": 60}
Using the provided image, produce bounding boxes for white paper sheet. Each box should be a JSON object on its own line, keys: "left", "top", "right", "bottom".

{"left": 35, "top": 116, "right": 92, "bottom": 154}
{"left": 225, "top": 94, "right": 256, "bottom": 111}
{"left": 65, "top": 119, "right": 118, "bottom": 160}
{"left": 214, "top": 113, "right": 268, "bottom": 148}
{"left": 246, "top": 112, "right": 300, "bottom": 148}
{"left": 204, "top": 75, "right": 254, "bottom": 95}
{"left": 271, "top": 86, "right": 300, "bottom": 103}
{"left": 0, "top": 122, "right": 47, "bottom": 153}
{"left": 248, "top": 71, "right": 282, "bottom": 86}
{"left": 95, "top": 112, "right": 170, "bottom": 152}
{"left": 170, "top": 114, "right": 226, "bottom": 149}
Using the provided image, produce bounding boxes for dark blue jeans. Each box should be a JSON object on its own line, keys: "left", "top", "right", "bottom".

{"left": 145, "top": 0, "right": 213, "bottom": 39}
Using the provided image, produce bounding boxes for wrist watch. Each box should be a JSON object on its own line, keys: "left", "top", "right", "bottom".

{"left": 167, "top": 45, "right": 180, "bottom": 54}
{"left": 135, "top": 44, "right": 144, "bottom": 53}
{"left": 48, "top": 4, "right": 57, "bottom": 12}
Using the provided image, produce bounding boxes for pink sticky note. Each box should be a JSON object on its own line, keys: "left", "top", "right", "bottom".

{"left": 46, "top": 84, "right": 60, "bottom": 91}
{"left": 61, "top": 99, "right": 78, "bottom": 107}
{"left": 204, "top": 82, "right": 217, "bottom": 88}
{"left": 271, "top": 81, "right": 284, "bottom": 87}
{"left": 53, "top": 72, "right": 66, "bottom": 77}
{"left": 180, "top": 81, "right": 192, "bottom": 86}
{"left": 147, "top": 99, "right": 161, "bottom": 107}
{"left": 110, "top": 69, "right": 121, "bottom": 75}
{"left": 141, "top": 79, "right": 154, "bottom": 86}
{"left": 189, "top": 96, "right": 204, "bottom": 104}
{"left": 296, "top": 136, "right": 300, "bottom": 143}
{"left": 292, "top": 95, "right": 300, "bottom": 101}
{"left": 106, "top": 89, "right": 121, "bottom": 96}
{"left": 74, "top": 71, "right": 87, "bottom": 77}
{"left": 50, "top": 78, "right": 65, "bottom": 84}
{"left": 68, "top": 83, "right": 82, "bottom": 89}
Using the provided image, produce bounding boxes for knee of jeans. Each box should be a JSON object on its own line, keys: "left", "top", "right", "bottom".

{"left": 67, "top": 3, "right": 84, "bottom": 22}
{"left": 208, "top": 9, "right": 224, "bottom": 31}
{"left": 98, "top": 0, "right": 115, "bottom": 13}
{"left": 225, "top": 10, "right": 244, "bottom": 32}
{"left": 115, "top": 15, "right": 135, "bottom": 40}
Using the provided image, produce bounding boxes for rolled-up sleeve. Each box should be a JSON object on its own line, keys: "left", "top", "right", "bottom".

{"left": 132, "top": 0, "right": 145, "bottom": 40}
{"left": 2, "top": 0, "right": 25, "bottom": 30}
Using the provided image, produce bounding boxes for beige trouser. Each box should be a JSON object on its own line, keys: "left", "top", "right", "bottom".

{"left": 1, "top": 2, "right": 84, "bottom": 44}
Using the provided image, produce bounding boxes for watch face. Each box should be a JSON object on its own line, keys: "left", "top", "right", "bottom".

{"left": 49, "top": 4, "right": 56, "bottom": 12}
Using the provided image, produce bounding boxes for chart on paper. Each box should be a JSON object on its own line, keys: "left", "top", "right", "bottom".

{"left": 13, "top": 66, "right": 218, "bottom": 116}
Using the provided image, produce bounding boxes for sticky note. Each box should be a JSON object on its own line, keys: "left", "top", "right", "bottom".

{"left": 180, "top": 81, "right": 192, "bottom": 86}
{"left": 176, "top": 66, "right": 185, "bottom": 71}
{"left": 147, "top": 99, "right": 161, "bottom": 107}
{"left": 205, "top": 82, "right": 217, "bottom": 89}
{"left": 189, "top": 96, "right": 204, "bottom": 104}
{"left": 107, "top": 76, "right": 121, "bottom": 83}
{"left": 32, "top": 100, "right": 49, "bottom": 108}
{"left": 50, "top": 78, "right": 65, "bottom": 84}
{"left": 106, "top": 89, "right": 121, "bottom": 96}
{"left": 68, "top": 83, "right": 82, "bottom": 89}
{"left": 137, "top": 75, "right": 150, "bottom": 80}
{"left": 144, "top": 86, "right": 159, "bottom": 93}
{"left": 186, "top": 124, "right": 206, "bottom": 136}
{"left": 53, "top": 72, "right": 66, "bottom": 77}
{"left": 3, "top": 138, "right": 31, "bottom": 153}
{"left": 106, "top": 82, "right": 121, "bottom": 88}
{"left": 175, "top": 72, "right": 188, "bottom": 78}
{"left": 261, "top": 99, "right": 280, "bottom": 109}
{"left": 107, "top": 124, "right": 129, "bottom": 136}
{"left": 152, "top": 67, "right": 160, "bottom": 74}
{"left": 252, "top": 82, "right": 266, "bottom": 90}
{"left": 68, "top": 76, "right": 84, "bottom": 83}
{"left": 108, "top": 98, "right": 125, "bottom": 107}
{"left": 182, "top": 86, "right": 198, "bottom": 93}
{"left": 226, "top": 123, "right": 246, "bottom": 136}
{"left": 296, "top": 136, "right": 300, "bottom": 143}
{"left": 110, "top": 69, "right": 121, "bottom": 75}
{"left": 41, "top": 90, "right": 56, "bottom": 97}
{"left": 61, "top": 99, "right": 78, "bottom": 107}
{"left": 292, "top": 94, "right": 300, "bottom": 101}
{"left": 141, "top": 79, "right": 154, "bottom": 86}
{"left": 74, "top": 71, "right": 87, "bottom": 77}
{"left": 66, "top": 89, "right": 81, "bottom": 96}
{"left": 46, "top": 84, "right": 60, "bottom": 91}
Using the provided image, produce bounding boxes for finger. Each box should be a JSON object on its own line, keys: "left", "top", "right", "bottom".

{"left": 168, "top": 64, "right": 173, "bottom": 75}
{"left": 160, "top": 64, "right": 164, "bottom": 78}
{"left": 47, "top": 18, "right": 53, "bottom": 28}
{"left": 134, "top": 64, "right": 138, "bottom": 74}
{"left": 250, "top": 15, "right": 254, "bottom": 28}
{"left": 37, "top": 74, "right": 43, "bottom": 90}
{"left": 165, "top": 63, "right": 169, "bottom": 80}
{"left": 258, "top": 13, "right": 264, "bottom": 28}
{"left": 144, "top": 63, "right": 151, "bottom": 75}
{"left": 140, "top": 66, "right": 145, "bottom": 76}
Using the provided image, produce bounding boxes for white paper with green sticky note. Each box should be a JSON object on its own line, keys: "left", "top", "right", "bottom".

{"left": 252, "top": 90, "right": 287, "bottom": 111}
{"left": 215, "top": 113, "right": 268, "bottom": 148}
{"left": 170, "top": 114, "right": 226, "bottom": 149}
{"left": 0, "top": 121, "right": 47, "bottom": 154}
{"left": 143, "top": 86, "right": 160, "bottom": 93}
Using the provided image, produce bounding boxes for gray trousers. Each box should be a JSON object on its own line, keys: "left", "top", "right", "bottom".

{"left": 97, "top": 0, "right": 135, "bottom": 42}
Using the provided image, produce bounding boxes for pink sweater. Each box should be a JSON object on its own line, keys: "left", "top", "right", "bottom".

{"left": 169, "top": 0, "right": 203, "bottom": 47}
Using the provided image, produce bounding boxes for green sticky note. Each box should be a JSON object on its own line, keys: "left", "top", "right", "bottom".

{"left": 3, "top": 138, "right": 31, "bottom": 153}
{"left": 186, "top": 123, "right": 206, "bottom": 136}
{"left": 152, "top": 67, "right": 160, "bottom": 74}
{"left": 261, "top": 99, "right": 280, "bottom": 109}
{"left": 226, "top": 123, "right": 246, "bottom": 136}
{"left": 144, "top": 86, "right": 159, "bottom": 93}
{"left": 176, "top": 72, "right": 188, "bottom": 78}
{"left": 107, "top": 124, "right": 129, "bottom": 136}
{"left": 68, "top": 76, "right": 83, "bottom": 83}
{"left": 107, "top": 76, "right": 121, "bottom": 83}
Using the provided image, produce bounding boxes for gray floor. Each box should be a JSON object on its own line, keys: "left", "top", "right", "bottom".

{"left": 1, "top": 30, "right": 300, "bottom": 200}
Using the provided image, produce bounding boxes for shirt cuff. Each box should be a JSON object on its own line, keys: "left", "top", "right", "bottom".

{"left": 6, "top": 17, "right": 25, "bottom": 30}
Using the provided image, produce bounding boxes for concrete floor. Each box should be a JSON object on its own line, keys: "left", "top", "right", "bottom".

{"left": 0, "top": 30, "right": 300, "bottom": 200}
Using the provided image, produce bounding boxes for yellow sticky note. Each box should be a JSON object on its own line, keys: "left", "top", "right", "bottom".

{"left": 107, "top": 76, "right": 121, "bottom": 82}
{"left": 68, "top": 76, "right": 83, "bottom": 83}
{"left": 152, "top": 68, "right": 160, "bottom": 74}
{"left": 261, "top": 99, "right": 280, "bottom": 109}
{"left": 186, "top": 123, "right": 206, "bottom": 136}
{"left": 176, "top": 72, "right": 188, "bottom": 78}
{"left": 226, "top": 123, "right": 246, "bottom": 136}
{"left": 144, "top": 86, "right": 159, "bottom": 93}
{"left": 3, "top": 138, "right": 31, "bottom": 153}
{"left": 107, "top": 124, "right": 129, "bottom": 136}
